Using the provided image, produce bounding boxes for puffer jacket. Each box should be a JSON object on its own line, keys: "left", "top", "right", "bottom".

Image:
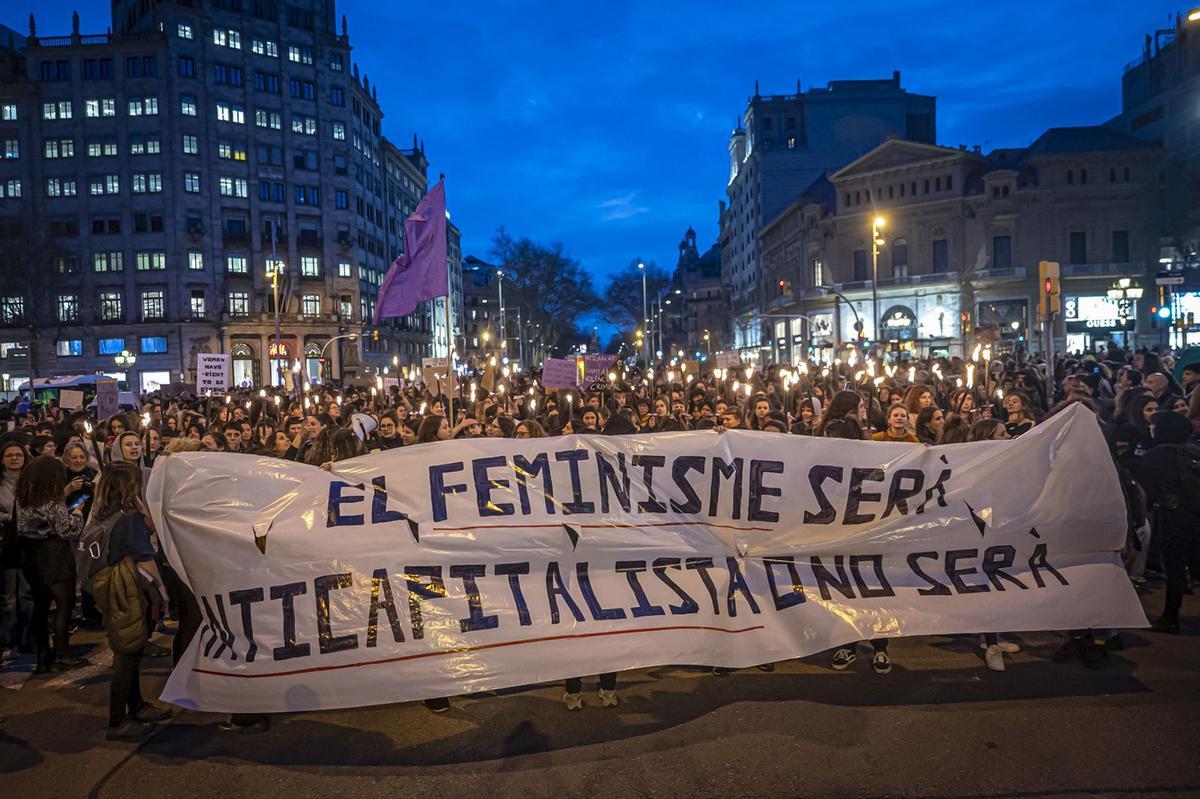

{"left": 92, "top": 556, "right": 147, "bottom": 655}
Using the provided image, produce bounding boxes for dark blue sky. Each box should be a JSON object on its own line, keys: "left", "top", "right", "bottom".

{"left": 6, "top": 1, "right": 1184, "bottom": 284}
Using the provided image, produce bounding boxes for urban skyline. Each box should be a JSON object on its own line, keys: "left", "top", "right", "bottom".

{"left": 4, "top": 1, "right": 1182, "bottom": 284}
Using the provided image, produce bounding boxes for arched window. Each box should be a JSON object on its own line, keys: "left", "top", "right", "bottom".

{"left": 230, "top": 343, "right": 258, "bottom": 388}
{"left": 304, "top": 342, "right": 324, "bottom": 385}
{"left": 891, "top": 238, "right": 909, "bottom": 278}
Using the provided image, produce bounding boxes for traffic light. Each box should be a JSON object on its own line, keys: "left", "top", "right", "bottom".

{"left": 778, "top": 279, "right": 791, "bottom": 296}
{"left": 853, "top": 319, "right": 865, "bottom": 341}
{"left": 1038, "top": 261, "right": 1061, "bottom": 315}
{"left": 1151, "top": 306, "right": 1159, "bottom": 329}
{"left": 372, "top": 329, "right": 379, "bottom": 342}
{"left": 960, "top": 311, "right": 971, "bottom": 334}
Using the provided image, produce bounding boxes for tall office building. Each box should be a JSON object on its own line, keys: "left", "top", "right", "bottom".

{"left": 719, "top": 73, "right": 935, "bottom": 358}
{"left": 0, "top": 1, "right": 459, "bottom": 392}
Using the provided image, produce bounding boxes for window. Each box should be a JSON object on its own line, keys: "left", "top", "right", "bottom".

{"left": 99, "top": 292, "right": 123, "bottom": 321}
{"left": 184, "top": 252, "right": 203, "bottom": 271}
{"left": 329, "top": 53, "right": 344, "bottom": 72}
{"left": 932, "top": 238, "right": 949, "bottom": 273}
{"left": 217, "top": 141, "right": 248, "bottom": 161}
{"left": 852, "top": 249, "right": 868, "bottom": 281}
{"left": 98, "top": 337, "right": 125, "bottom": 354}
{"left": 39, "top": 60, "right": 71, "bottom": 81}
{"left": 178, "top": 23, "right": 193, "bottom": 39}
{"left": 89, "top": 175, "right": 119, "bottom": 195}
{"left": 338, "top": 260, "right": 352, "bottom": 278}
{"left": 228, "top": 291, "right": 250, "bottom": 316}
{"left": 891, "top": 239, "right": 909, "bottom": 277}
{"left": 140, "top": 336, "right": 168, "bottom": 354}
{"left": 182, "top": 134, "right": 198, "bottom": 154}
{"left": 287, "top": 45, "right": 313, "bottom": 64}
{"left": 58, "top": 294, "right": 79, "bottom": 322}
{"left": 256, "top": 144, "right": 283, "bottom": 165}
{"left": 87, "top": 138, "right": 117, "bottom": 157}
{"left": 190, "top": 290, "right": 206, "bottom": 317}
{"left": 295, "top": 185, "right": 319, "bottom": 205}
{"left": 213, "top": 29, "right": 242, "bottom": 49}
{"left": 227, "top": 255, "right": 248, "bottom": 273}
{"left": 259, "top": 180, "right": 285, "bottom": 202}
{"left": 1069, "top": 232, "right": 1087, "bottom": 265}
{"left": 300, "top": 256, "right": 320, "bottom": 277}
{"left": 255, "top": 110, "right": 282, "bottom": 129}
{"left": 131, "top": 173, "right": 163, "bottom": 193}
{"left": 91, "top": 217, "right": 121, "bottom": 235}
{"left": 992, "top": 235, "right": 1012, "bottom": 270}
{"left": 336, "top": 189, "right": 348, "bottom": 209}
{"left": 178, "top": 56, "right": 195, "bottom": 77}
{"left": 133, "top": 213, "right": 164, "bottom": 233}
{"left": 2, "top": 296, "right": 25, "bottom": 322}
{"left": 3, "top": 139, "right": 18, "bottom": 159}
{"left": 2, "top": 104, "right": 16, "bottom": 120}
{"left": 125, "top": 56, "right": 157, "bottom": 78}
{"left": 127, "top": 95, "right": 158, "bottom": 115}
{"left": 294, "top": 150, "right": 318, "bottom": 171}
{"left": 129, "top": 134, "right": 160, "bottom": 155}
{"left": 213, "top": 63, "right": 244, "bottom": 86}
{"left": 46, "top": 178, "right": 77, "bottom": 197}
{"left": 219, "top": 177, "right": 249, "bottom": 197}
{"left": 56, "top": 340, "right": 83, "bottom": 357}
{"left": 42, "top": 101, "right": 72, "bottom": 119}
{"left": 216, "top": 102, "right": 245, "bottom": 124}
{"left": 181, "top": 96, "right": 197, "bottom": 116}
{"left": 81, "top": 58, "right": 113, "bottom": 80}
{"left": 252, "top": 38, "right": 279, "bottom": 57}
{"left": 1112, "top": 230, "right": 1130, "bottom": 263}
{"left": 254, "top": 71, "right": 280, "bottom": 94}
{"left": 136, "top": 252, "right": 166, "bottom": 271}
{"left": 184, "top": 172, "right": 201, "bottom": 193}
{"left": 332, "top": 121, "right": 346, "bottom": 140}
{"left": 93, "top": 251, "right": 124, "bottom": 272}
{"left": 301, "top": 293, "right": 321, "bottom": 316}
{"left": 42, "top": 137, "right": 72, "bottom": 158}
{"left": 141, "top": 291, "right": 165, "bottom": 321}
{"left": 292, "top": 115, "right": 317, "bottom": 135}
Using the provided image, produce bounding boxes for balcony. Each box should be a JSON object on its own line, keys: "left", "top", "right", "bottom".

{"left": 1061, "top": 261, "right": 1145, "bottom": 278}
{"left": 971, "top": 266, "right": 1028, "bottom": 281}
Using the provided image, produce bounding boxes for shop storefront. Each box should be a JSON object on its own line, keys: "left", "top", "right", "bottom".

{"left": 977, "top": 298, "right": 1031, "bottom": 351}
{"left": 1170, "top": 291, "right": 1200, "bottom": 348}
{"left": 838, "top": 293, "right": 961, "bottom": 357}
{"left": 1063, "top": 295, "right": 1134, "bottom": 354}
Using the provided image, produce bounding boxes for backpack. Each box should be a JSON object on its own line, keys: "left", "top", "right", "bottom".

{"left": 1175, "top": 442, "right": 1200, "bottom": 514}
{"left": 76, "top": 509, "right": 125, "bottom": 593}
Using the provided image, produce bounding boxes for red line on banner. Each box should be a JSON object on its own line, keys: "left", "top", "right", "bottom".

{"left": 192, "top": 624, "right": 766, "bottom": 680}
{"left": 430, "top": 521, "right": 774, "bottom": 532}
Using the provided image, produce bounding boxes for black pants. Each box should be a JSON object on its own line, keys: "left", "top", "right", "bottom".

{"left": 110, "top": 648, "right": 145, "bottom": 727}
{"left": 565, "top": 672, "right": 617, "bottom": 693}
{"left": 28, "top": 577, "right": 73, "bottom": 664}
{"left": 1162, "top": 522, "right": 1194, "bottom": 620}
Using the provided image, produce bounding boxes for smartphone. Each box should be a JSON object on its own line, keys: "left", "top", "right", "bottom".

{"left": 68, "top": 494, "right": 90, "bottom": 511}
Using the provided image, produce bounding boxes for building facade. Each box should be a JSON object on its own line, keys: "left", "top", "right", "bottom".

{"left": 668, "top": 227, "right": 725, "bottom": 359}
{"left": 719, "top": 74, "right": 936, "bottom": 359}
{"left": 0, "top": 1, "right": 455, "bottom": 392}
{"left": 759, "top": 130, "right": 1160, "bottom": 361}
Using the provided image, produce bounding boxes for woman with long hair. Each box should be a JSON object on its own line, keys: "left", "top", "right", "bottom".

{"left": 15, "top": 455, "right": 86, "bottom": 673}
{"left": 1001, "top": 390, "right": 1036, "bottom": 437}
{"left": 416, "top": 415, "right": 450, "bottom": 444}
{"left": 88, "top": 461, "right": 171, "bottom": 740}
{"left": 820, "top": 390, "right": 864, "bottom": 434}
{"left": 0, "top": 440, "right": 29, "bottom": 653}
{"left": 915, "top": 406, "right": 945, "bottom": 445}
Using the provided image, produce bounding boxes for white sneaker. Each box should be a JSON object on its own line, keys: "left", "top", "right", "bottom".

{"left": 985, "top": 644, "right": 1005, "bottom": 672}
{"left": 562, "top": 691, "right": 583, "bottom": 711}
{"left": 598, "top": 688, "right": 619, "bottom": 708}
{"left": 979, "top": 638, "right": 1020, "bottom": 654}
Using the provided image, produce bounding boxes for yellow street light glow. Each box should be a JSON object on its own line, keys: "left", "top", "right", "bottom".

{"left": 1190, "top": 8, "right": 1200, "bottom": 22}
{"left": 873, "top": 216, "right": 886, "bottom": 229}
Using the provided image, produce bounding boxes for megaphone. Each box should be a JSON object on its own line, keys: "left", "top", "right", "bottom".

{"left": 350, "top": 412, "right": 377, "bottom": 442}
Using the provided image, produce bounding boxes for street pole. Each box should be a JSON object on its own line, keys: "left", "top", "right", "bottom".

{"left": 638, "top": 261, "right": 647, "bottom": 365}
{"left": 270, "top": 218, "right": 282, "bottom": 387}
{"left": 871, "top": 216, "right": 885, "bottom": 354}
{"left": 516, "top": 307, "right": 525, "bottom": 366}
{"left": 496, "top": 270, "right": 506, "bottom": 362}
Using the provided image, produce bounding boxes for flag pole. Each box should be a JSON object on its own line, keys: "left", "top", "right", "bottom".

{"left": 441, "top": 175, "right": 453, "bottom": 426}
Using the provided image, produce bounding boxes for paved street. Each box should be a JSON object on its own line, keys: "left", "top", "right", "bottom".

{"left": 0, "top": 587, "right": 1197, "bottom": 799}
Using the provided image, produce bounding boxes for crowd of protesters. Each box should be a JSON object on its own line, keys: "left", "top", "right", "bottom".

{"left": 0, "top": 339, "right": 1196, "bottom": 740}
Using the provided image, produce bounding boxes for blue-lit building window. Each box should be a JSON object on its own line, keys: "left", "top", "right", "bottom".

{"left": 56, "top": 339, "right": 83, "bottom": 357}
{"left": 140, "top": 336, "right": 168, "bottom": 354}
{"left": 98, "top": 338, "right": 126, "bottom": 355}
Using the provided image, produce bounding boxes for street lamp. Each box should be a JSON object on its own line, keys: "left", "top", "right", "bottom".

{"left": 871, "top": 215, "right": 886, "bottom": 349}
{"left": 495, "top": 270, "right": 506, "bottom": 362}
{"left": 320, "top": 332, "right": 359, "bottom": 382}
{"left": 703, "top": 330, "right": 711, "bottom": 357}
{"left": 1107, "top": 277, "right": 1144, "bottom": 349}
{"left": 114, "top": 349, "right": 136, "bottom": 378}
{"left": 266, "top": 259, "right": 285, "bottom": 386}
{"left": 638, "top": 261, "right": 647, "bottom": 365}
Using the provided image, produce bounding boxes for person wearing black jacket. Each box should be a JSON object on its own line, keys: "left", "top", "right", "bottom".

{"left": 1138, "top": 411, "right": 1199, "bottom": 634}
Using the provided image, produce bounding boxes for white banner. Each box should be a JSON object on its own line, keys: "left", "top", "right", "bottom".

{"left": 147, "top": 404, "right": 1146, "bottom": 713}
{"left": 196, "top": 353, "right": 231, "bottom": 394}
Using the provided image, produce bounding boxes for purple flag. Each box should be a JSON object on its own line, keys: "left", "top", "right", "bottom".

{"left": 374, "top": 180, "right": 448, "bottom": 322}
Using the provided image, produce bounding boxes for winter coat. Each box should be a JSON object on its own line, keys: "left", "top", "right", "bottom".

{"left": 92, "top": 556, "right": 147, "bottom": 655}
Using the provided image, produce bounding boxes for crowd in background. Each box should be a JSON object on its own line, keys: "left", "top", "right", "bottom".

{"left": 0, "top": 340, "right": 1197, "bottom": 739}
